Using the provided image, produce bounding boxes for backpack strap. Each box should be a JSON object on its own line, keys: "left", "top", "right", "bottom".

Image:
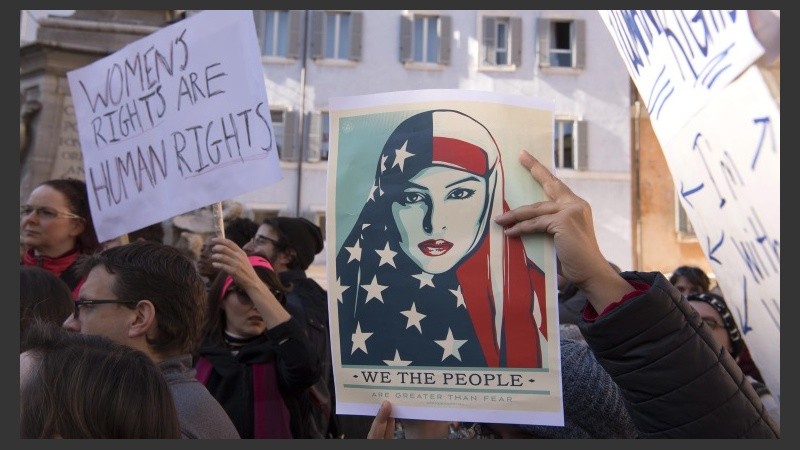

{"left": 195, "top": 356, "right": 213, "bottom": 385}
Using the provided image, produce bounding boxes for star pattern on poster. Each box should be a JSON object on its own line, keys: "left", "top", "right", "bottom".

{"left": 351, "top": 322, "right": 372, "bottom": 355}
{"left": 435, "top": 328, "right": 467, "bottom": 362}
{"left": 400, "top": 302, "right": 426, "bottom": 333}
{"left": 412, "top": 272, "right": 435, "bottom": 288}
{"left": 392, "top": 140, "right": 414, "bottom": 171}
{"left": 381, "top": 154, "right": 389, "bottom": 173}
{"left": 332, "top": 276, "right": 349, "bottom": 304}
{"left": 449, "top": 285, "right": 466, "bottom": 309}
{"left": 375, "top": 242, "right": 398, "bottom": 267}
{"left": 345, "top": 240, "right": 362, "bottom": 263}
{"left": 383, "top": 350, "right": 412, "bottom": 366}
{"left": 361, "top": 275, "right": 388, "bottom": 304}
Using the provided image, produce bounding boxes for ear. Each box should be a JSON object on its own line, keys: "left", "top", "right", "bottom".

{"left": 68, "top": 218, "right": 86, "bottom": 238}
{"left": 128, "top": 300, "right": 157, "bottom": 339}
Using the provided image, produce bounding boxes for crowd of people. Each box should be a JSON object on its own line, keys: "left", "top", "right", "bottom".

{"left": 20, "top": 151, "right": 780, "bottom": 438}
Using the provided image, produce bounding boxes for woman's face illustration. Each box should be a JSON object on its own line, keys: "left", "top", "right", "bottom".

{"left": 391, "top": 165, "right": 487, "bottom": 274}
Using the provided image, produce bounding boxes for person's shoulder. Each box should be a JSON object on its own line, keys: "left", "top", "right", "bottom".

{"left": 291, "top": 276, "right": 327, "bottom": 299}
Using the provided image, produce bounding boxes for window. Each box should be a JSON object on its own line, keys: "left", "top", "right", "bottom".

{"left": 271, "top": 109, "right": 299, "bottom": 162}
{"left": 676, "top": 200, "right": 696, "bottom": 238}
{"left": 254, "top": 10, "right": 302, "bottom": 59}
{"left": 306, "top": 111, "right": 330, "bottom": 162}
{"left": 400, "top": 13, "right": 452, "bottom": 65}
{"left": 311, "top": 211, "right": 327, "bottom": 241}
{"left": 554, "top": 119, "right": 587, "bottom": 170}
{"left": 310, "top": 11, "right": 363, "bottom": 61}
{"left": 482, "top": 16, "right": 521, "bottom": 68}
{"left": 537, "top": 18, "right": 585, "bottom": 69}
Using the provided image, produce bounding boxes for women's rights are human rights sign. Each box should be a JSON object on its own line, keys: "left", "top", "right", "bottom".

{"left": 67, "top": 10, "right": 281, "bottom": 242}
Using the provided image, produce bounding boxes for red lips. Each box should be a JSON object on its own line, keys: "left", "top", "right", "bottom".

{"left": 418, "top": 239, "right": 453, "bottom": 256}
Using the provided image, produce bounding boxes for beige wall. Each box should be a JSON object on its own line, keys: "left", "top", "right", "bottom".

{"left": 635, "top": 102, "right": 713, "bottom": 279}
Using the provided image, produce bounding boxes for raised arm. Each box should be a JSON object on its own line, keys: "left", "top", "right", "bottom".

{"left": 494, "top": 151, "right": 634, "bottom": 313}
{"left": 210, "top": 237, "right": 291, "bottom": 329}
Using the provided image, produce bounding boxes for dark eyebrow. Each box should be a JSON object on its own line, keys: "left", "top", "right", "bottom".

{"left": 446, "top": 176, "right": 480, "bottom": 189}
{"left": 405, "top": 181, "right": 428, "bottom": 191}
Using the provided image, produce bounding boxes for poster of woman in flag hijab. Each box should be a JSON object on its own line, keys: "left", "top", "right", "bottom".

{"left": 327, "top": 89, "right": 563, "bottom": 426}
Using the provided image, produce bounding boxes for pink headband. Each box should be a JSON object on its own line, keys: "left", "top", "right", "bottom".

{"left": 220, "top": 255, "right": 274, "bottom": 300}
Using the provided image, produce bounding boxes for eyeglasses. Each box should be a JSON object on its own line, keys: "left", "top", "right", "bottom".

{"left": 251, "top": 234, "right": 280, "bottom": 247}
{"left": 701, "top": 317, "right": 724, "bottom": 330}
{"left": 74, "top": 299, "right": 139, "bottom": 319}
{"left": 21, "top": 205, "right": 83, "bottom": 221}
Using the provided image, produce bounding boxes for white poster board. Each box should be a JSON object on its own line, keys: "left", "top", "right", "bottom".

{"left": 600, "top": 10, "right": 779, "bottom": 398}
{"left": 67, "top": 10, "right": 281, "bottom": 242}
{"left": 599, "top": 10, "right": 765, "bottom": 144}
{"left": 664, "top": 66, "right": 779, "bottom": 397}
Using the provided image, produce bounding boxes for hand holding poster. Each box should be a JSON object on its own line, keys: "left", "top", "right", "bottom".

{"left": 327, "top": 89, "right": 560, "bottom": 426}
{"left": 67, "top": 10, "right": 281, "bottom": 242}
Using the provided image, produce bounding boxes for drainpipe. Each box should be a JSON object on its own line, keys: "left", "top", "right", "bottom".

{"left": 295, "top": 10, "right": 310, "bottom": 217}
{"left": 632, "top": 99, "right": 643, "bottom": 270}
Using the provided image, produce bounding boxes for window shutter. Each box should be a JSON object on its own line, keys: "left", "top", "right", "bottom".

{"left": 511, "top": 16, "right": 522, "bottom": 67}
{"left": 574, "top": 19, "right": 586, "bottom": 69}
{"left": 399, "top": 15, "right": 413, "bottom": 63}
{"left": 676, "top": 200, "right": 696, "bottom": 235}
{"left": 306, "top": 112, "right": 322, "bottom": 162}
{"left": 482, "top": 16, "right": 496, "bottom": 65}
{"left": 310, "top": 10, "right": 324, "bottom": 60}
{"left": 282, "top": 111, "right": 299, "bottom": 162}
{"left": 438, "top": 15, "right": 452, "bottom": 65}
{"left": 537, "top": 18, "right": 551, "bottom": 67}
{"left": 287, "top": 10, "right": 303, "bottom": 58}
{"left": 349, "top": 12, "right": 363, "bottom": 61}
{"left": 253, "top": 10, "right": 266, "bottom": 54}
{"left": 575, "top": 120, "right": 588, "bottom": 170}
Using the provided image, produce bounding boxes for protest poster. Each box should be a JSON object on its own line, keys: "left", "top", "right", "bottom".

{"left": 327, "top": 89, "right": 561, "bottom": 425}
{"left": 67, "top": 10, "right": 281, "bottom": 242}
{"left": 599, "top": 10, "right": 779, "bottom": 398}
{"left": 661, "top": 66, "right": 780, "bottom": 396}
{"left": 599, "top": 10, "right": 765, "bottom": 144}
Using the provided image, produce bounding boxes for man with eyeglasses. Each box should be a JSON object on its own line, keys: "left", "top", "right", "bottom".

{"left": 62, "top": 241, "right": 240, "bottom": 439}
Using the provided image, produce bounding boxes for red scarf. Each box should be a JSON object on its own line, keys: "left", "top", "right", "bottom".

{"left": 21, "top": 247, "right": 83, "bottom": 299}
{"left": 455, "top": 202, "right": 548, "bottom": 368}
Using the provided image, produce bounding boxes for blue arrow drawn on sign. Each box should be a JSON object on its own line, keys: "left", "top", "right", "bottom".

{"left": 707, "top": 232, "right": 724, "bottom": 265}
{"left": 680, "top": 181, "right": 704, "bottom": 209}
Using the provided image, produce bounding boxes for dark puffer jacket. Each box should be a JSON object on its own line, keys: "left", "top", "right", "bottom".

{"left": 579, "top": 271, "right": 779, "bottom": 438}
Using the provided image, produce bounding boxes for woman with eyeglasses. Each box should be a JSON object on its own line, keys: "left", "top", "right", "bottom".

{"left": 20, "top": 178, "right": 100, "bottom": 298}
{"left": 195, "top": 237, "right": 319, "bottom": 439}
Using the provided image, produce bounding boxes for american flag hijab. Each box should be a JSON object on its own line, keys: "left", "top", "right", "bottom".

{"left": 336, "top": 110, "right": 547, "bottom": 368}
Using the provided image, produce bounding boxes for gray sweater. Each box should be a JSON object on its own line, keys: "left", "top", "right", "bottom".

{"left": 158, "top": 354, "right": 241, "bottom": 439}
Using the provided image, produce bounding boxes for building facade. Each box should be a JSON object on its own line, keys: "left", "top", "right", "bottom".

{"left": 21, "top": 10, "right": 635, "bottom": 271}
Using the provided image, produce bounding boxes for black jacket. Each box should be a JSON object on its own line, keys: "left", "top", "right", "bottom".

{"left": 580, "top": 271, "right": 780, "bottom": 438}
{"left": 197, "top": 318, "right": 318, "bottom": 438}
